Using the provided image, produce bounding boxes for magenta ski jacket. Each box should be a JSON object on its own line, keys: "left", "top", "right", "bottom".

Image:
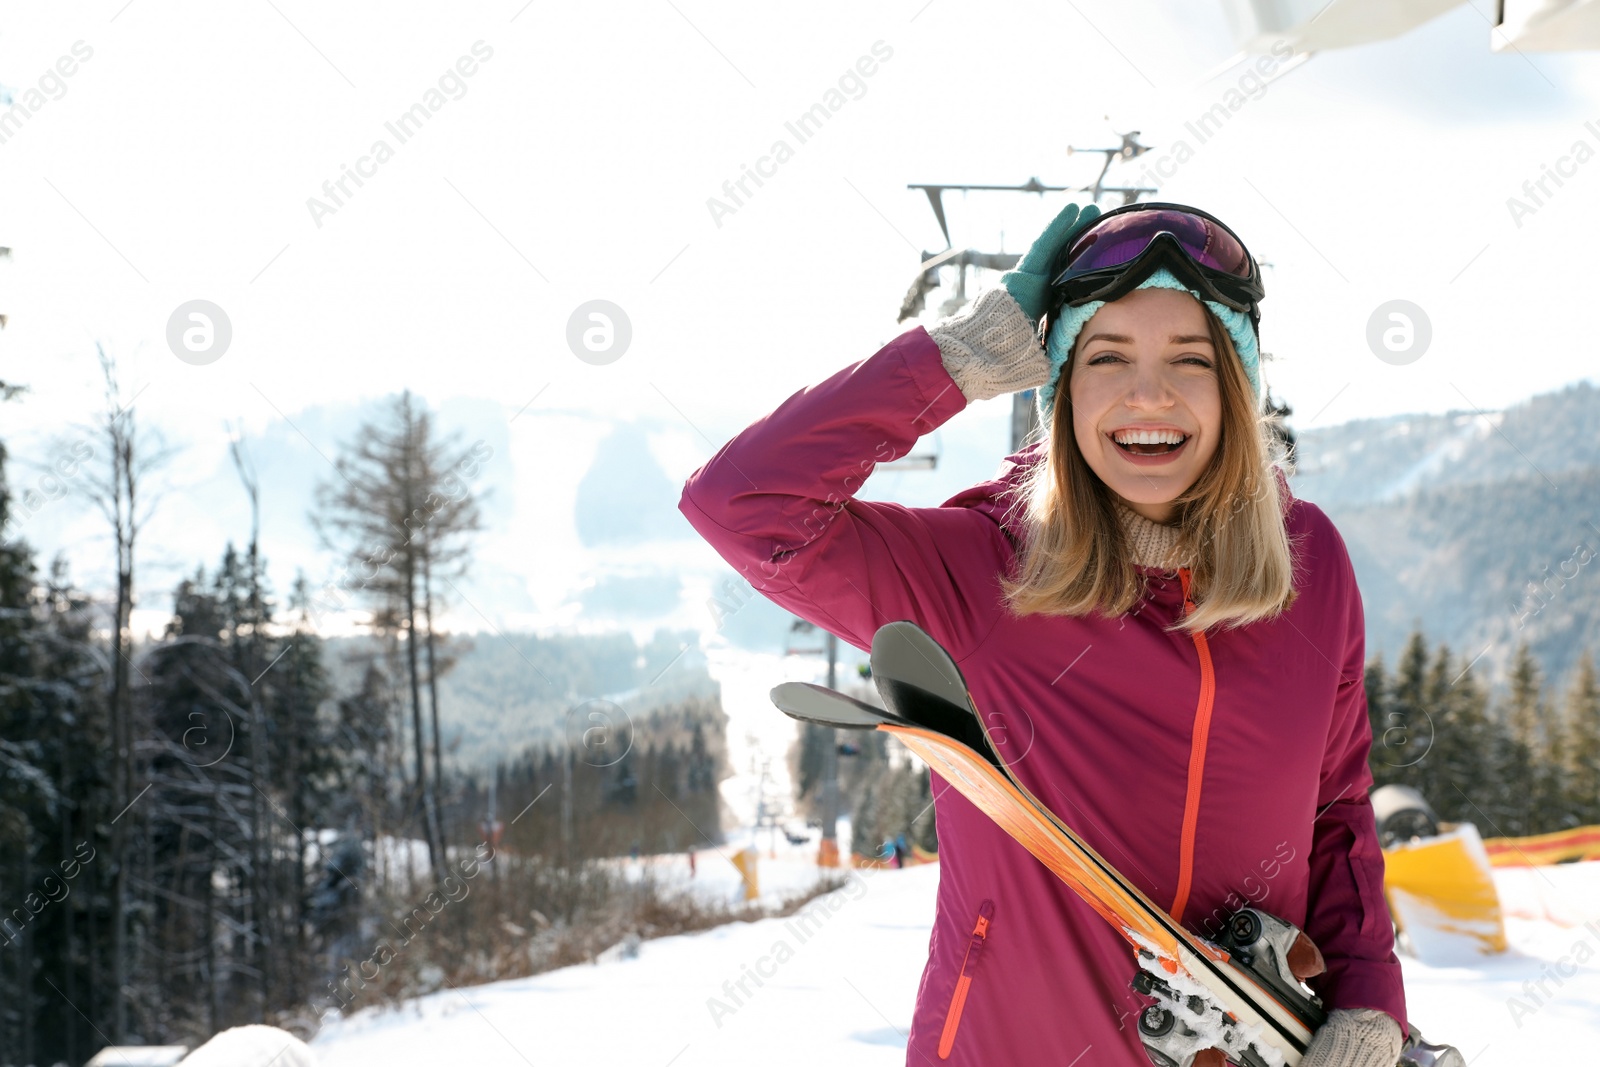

{"left": 678, "top": 326, "right": 1408, "bottom": 1066}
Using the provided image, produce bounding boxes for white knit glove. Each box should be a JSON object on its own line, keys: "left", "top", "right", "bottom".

{"left": 926, "top": 286, "right": 1051, "bottom": 403}
{"left": 1300, "top": 1008, "right": 1405, "bottom": 1067}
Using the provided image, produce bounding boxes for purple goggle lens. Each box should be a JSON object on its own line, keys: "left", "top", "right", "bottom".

{"left": 1062, "top": 208, "right": 1252, "bottom": 278}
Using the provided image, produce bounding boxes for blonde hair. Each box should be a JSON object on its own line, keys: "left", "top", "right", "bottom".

{"left": 998, "top": 306, "right": 1305, "bottom": 635}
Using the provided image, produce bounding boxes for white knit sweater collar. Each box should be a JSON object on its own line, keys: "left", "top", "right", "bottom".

{"left": 1112, "top": 497, "right": 1191, "bottom": 571}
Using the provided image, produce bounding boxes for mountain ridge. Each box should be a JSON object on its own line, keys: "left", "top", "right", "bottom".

{"left": 1289, "top": 378, "right": 1600, "bottom": 695}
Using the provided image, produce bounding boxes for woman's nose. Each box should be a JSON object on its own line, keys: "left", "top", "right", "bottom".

{"left": 1123, "top": 364, "right": 1177, "bottom": 408}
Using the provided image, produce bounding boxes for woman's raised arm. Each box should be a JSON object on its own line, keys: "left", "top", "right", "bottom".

{"left": 678, "top": 326, "right": 1013, "bottom": 659}
{"left": 679, "top": 201, "right": 1100, "bottom": 659}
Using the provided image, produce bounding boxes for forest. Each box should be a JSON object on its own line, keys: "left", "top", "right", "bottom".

{"left": 1365, "top": 633, "right": 1600, "bottom": 836}
{"left": 0, "top": 364, "right": 732, "bottom": 1064}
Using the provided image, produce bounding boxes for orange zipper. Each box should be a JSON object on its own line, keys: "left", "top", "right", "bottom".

{"left": 1169, "top": 567, "right": 1216, "bottom": 925}
{"left": 937, "top": 899, "right": 995, "bottom": 1058}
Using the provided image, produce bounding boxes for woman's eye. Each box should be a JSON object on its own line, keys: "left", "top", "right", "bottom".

{"left": 1086, "top": 353, "right": 1212, "bottom": 367}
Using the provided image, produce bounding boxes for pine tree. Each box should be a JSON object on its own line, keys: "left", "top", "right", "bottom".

{"left": 144, "top": 560, "right": 269, "bottom": 1034}
{"left": 1505, "top": 642, "right": 1568, "bottom": 831}
{"left": 795, "top": 723, "right": 829, "bottom": 809}
{"left": 1376, "top": 630, "right": 1429, "bottom": 789}
{"left": 1363, "top": 653, "right": 1391, "bottom": 786}
{"left": 878, "top": 762, "right": 917, "bottom": 852}
{"left": 1559, "top": 650, "right": 1600, "bottom": 825}
{"left": 0, "top": 432, "right": 51, "bottom": 1062}
{"left": 32, "top": 557, "right": 113, "bottom": 1063}
{"left": 1, "top": 408, "right": 118, "bottom": 1062}
{"left": 852, "top": 776, "right": 883, "bottom": 861}
{"left": 1507, "top": 642, "right": 1545, "bottom": 751}
{"left": 1428, "top": 648, "right": 1495, "bottom": 828}
{"left": 265, "top": 575, "right": 339, "bottom": 1000}
{"left": 911, "top": 768, "right": 939, "bottom": 854}
{"left": 685, "top": 719, "right": 719, "bottom": 837}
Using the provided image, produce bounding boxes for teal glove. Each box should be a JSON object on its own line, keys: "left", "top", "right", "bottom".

{"left": 1000, "top": 201, "right": 1103, "bottom": 326}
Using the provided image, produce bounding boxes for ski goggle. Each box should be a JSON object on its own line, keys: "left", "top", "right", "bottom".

{"left": 1042, "top": 202, "right": 1263, "bottom": 336}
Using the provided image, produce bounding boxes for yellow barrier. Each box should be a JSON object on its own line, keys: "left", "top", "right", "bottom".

{"left": 1383, "top": 822, "right": 1507, "bottom": 960}
{"left": 730, "top": 846, "right": 759, "bottom": 900}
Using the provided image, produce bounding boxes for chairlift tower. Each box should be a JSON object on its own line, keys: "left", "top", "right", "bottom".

{"left": 786, "top": 619, "right": 851, "bottom": 865}
{"left": 902, "top": 130, "right": 1160, "bottom": 453}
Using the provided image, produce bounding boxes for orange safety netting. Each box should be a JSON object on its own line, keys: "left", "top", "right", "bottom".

{"left": 1481, "top": 824, "right": 1600, "bottom": 867}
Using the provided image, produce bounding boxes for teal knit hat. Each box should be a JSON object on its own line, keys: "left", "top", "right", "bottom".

{"left": 1035, "top": 266, "right": 1262, "bottom": 422}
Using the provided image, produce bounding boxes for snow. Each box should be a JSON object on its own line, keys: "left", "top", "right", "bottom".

{"left": 84, "top": 1050, "right": 188, "bottom": 1067}
{"left": 704, "top": 643, "right": 855, "bottom": 829}
{"left": 1124, "top": 931, "right": 1288, "bottom": 1067}
{"left": 604, "top": 820, "right": 859, "bottom": 910}
{"left": 313, "top": 859, "right": 927, "bottom": 1067}
{"left": 1390, "top": 886, "right": 1508, "bottom": 968}
{"left": 1493, "top": 862, "right": 1600, "bottom": 927}
{"left": 1378, "top": 412, "right": 1502, "bottom": 501}
{"left": 310, "top": 859, "right": 1600, "bottom": 1066}
{"left": 370, "top": 836, "right": 435, "bottom": 890}
{"left": 177, "top": 1025, "right": 317, "bottom": 1067}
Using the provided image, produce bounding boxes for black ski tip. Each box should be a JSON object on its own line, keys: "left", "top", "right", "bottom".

{"left": 868, "top": 622, "right": 998, "bottom": 765}
{"left": 769, "top": 682, "right": 906, "bottom": 730}
{"left": 870, "top": 621, "right": 973, "bottom": 711}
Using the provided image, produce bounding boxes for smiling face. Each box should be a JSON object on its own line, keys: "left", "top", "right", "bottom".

{"left": 1065, "top": 288, "right": 1224, "bottom": 525}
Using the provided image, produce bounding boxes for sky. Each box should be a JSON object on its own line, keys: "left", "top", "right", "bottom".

{"left": 2, "top": 0, "right": 1599, "bottom": 637}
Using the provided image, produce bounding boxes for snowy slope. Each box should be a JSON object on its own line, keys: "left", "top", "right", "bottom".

{"left": 607, "top": 821, "right": 864, "bottom": 909}
{"left": 310, "top": 861, "right": 1600, "bottom": 1066}
{"left": 312, "top": 860, "right": 930, "bottom": 1067}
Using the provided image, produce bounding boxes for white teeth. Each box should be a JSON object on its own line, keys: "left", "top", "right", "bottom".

{"left": 1112, "top": 429, "right": 1187, "bottom": 446}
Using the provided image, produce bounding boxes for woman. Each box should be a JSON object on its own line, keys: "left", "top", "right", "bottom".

{"left": 678, "top": 202, "right": 1407, "bottom": 1067}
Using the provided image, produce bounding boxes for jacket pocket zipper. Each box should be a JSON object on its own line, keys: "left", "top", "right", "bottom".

{"left": 937, "top": 899, "right": 995, "bottom": 1058}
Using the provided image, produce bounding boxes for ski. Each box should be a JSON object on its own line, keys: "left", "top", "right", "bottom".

{"left": 769, "top": 620, "right": 1465, "bottom": 1067}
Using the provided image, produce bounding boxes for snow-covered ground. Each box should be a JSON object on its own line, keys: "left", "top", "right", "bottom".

{"left": 308, "top": 858, "right": 1600, "bottom": 1065}
{"left": 705, "top": 643, "right": 871, "bottom": 830}
{"left": 606, "top": 820, "right": 860, "bottom": 910}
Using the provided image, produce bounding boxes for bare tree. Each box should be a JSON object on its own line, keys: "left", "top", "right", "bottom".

{"left": 310, "top": 391, "right": 485, "bottom": 878}
{"left": 79, "top": 344, "right": 174, "bottom": 1040}
{"left": 418, "top": 455, "right": 483, "bottom": 850}
{"left": 227, "top": 429, "right": 274, "bottom": 1013}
